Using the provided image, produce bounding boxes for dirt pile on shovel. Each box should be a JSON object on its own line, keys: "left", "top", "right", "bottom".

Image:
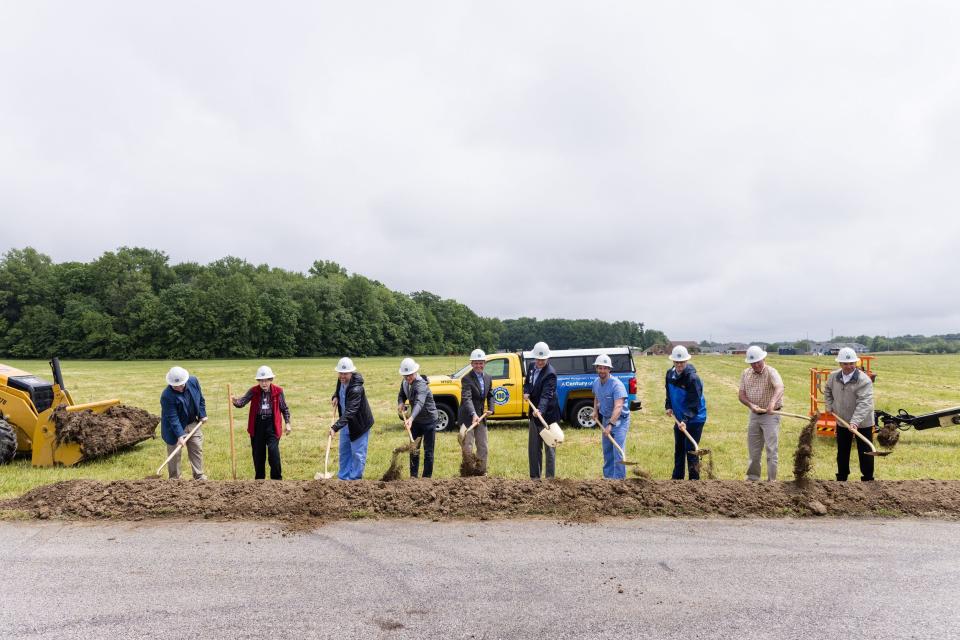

{"left": 877, "top": 424, "right": 901, "bottom": 449}
{"left": 380, "top": 438, "right": 422, "bottom": 482}
{"left": 54, "top": 405, "right": 159, "bottom": 458}
{"left": 793, "top": 417, "right": 817, "bottom": 484}
{"left": 459, "top": 450, "right": 485, "bottom": 477}
{"left": 7, "top": 478, "right": 960, "bottom": 523}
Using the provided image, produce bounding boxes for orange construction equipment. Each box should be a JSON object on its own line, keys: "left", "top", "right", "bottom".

{"left": 809, "top": 355, "right": 876, "bottom": 437}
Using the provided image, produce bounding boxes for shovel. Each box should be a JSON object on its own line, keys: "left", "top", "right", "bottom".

{"left": 396, "top": 407, "right": 423, "bottom": 453}
{"left": 774, "top": 410, "right": 814, "bottom": 421}
{"left": 528, "top": 399, "right": 564, "bottom": 447}
{"left": 314, "top": 432, "right": 334, "bottom": 480}
{"left": 459, "top": 410, "right": 492, "bottom": 445}
{"left": 154, "top": 418, "right": 205, "bottom": 477}
{"left": 674, "top": 419, "right": 711, "bottom": 457}
{"left": 831, "top": 413, "right": 890, "bottom": 457}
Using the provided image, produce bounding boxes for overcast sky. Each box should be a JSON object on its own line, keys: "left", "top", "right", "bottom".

{"left": 3, "top": 1, "right": 958, "bottom": 343}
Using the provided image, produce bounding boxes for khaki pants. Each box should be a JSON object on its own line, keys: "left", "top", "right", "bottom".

{"left": 746, "top": 412, "right": 780, "bottom": 481}
{"left": 166, "top": 424, "right": 205, "bottom": 479}
{"left": 462, "top": 419, "right": 489, "bottom": 470}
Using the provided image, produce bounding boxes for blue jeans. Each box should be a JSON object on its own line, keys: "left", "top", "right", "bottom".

{"left": 673, "top": 421, "right": 705, "bottom": 480}
{"left": 338, "top": 428, "right": 370, "bottom": 480}
{"left": 600, "top": 419, "right": 629, "bottom": 479}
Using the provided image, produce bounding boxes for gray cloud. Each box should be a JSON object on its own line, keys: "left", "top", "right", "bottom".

{"left": 2, "top": 1, "right": 959, "bottom": 342}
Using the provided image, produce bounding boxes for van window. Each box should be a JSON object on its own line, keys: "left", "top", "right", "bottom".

{"left": 524, "top": 353, "right": 635, "bottom": 374}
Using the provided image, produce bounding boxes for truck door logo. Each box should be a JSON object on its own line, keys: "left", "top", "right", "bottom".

{"left": 493, "top": 387, "right": 510, "bottom": 405}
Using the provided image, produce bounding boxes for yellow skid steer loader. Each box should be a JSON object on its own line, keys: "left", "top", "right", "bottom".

{"left": 0, "top": 358, "right": 156, "bottom": 467}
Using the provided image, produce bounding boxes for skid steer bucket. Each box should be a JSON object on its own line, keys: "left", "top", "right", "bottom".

{"left": 31, "top": 399, "right": 121, "bottom": 467}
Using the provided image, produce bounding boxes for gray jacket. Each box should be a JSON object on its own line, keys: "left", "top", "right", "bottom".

{"left": 399, "top": 375, "right": 438, "bottom": 426}
{"left": 824, "top": 368, "right": 874, "bottom": 428}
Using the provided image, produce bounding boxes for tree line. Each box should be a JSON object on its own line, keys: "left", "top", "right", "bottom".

{"left": 833, "top": 334, "right": 960, "bottom": 355}
{"left": 0, "top": 248, "right": 663, "bottom": 359}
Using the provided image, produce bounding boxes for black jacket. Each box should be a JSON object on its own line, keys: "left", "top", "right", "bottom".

{"left": 459, "top": 369, "right": 495, "bottom": 427}
{"left": 524, "top": 363, "right": 560, "bottom": 423}
{"left": 332, "top": 373, "right": 375, "bottom": 441}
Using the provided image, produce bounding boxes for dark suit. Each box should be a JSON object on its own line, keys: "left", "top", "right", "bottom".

{"left": 459, "top": 369, "right": 495, "bottom": 468}
{"left": 524, "top": 363, "right": 560, "bottom": 478}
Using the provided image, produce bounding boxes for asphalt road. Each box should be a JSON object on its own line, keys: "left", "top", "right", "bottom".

{"left": 2, "top": 518, "right": 958, "bottom": 639}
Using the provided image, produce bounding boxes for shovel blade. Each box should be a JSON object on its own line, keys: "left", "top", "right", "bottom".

{"left": 314, "top": 472, "right": 334, "bottom": 480}
{"left": 866, "top": 451, "right": 891, "bottom": 457}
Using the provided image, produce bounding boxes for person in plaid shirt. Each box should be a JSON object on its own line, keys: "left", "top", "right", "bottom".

{"left": 738, "top": 346, "right": 784, "bottom": 481}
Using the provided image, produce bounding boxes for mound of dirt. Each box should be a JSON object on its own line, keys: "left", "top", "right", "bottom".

{"left": 54, "top": 405, "right": 159, "bottom": 458}
{"left": 5, "top": 478, "right": 960, "bottom": 523}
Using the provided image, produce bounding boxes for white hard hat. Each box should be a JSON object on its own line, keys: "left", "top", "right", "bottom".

{"left": 669, "top": 345, "right": 691, "bottom": 362}
{"left": 593, "top": 354, "right": 613, "bottom": 368}
{"left": 399, "top": 357, "right": 420, "bottom": 375}
{"left": 470, "top": 348, "right": 486, "bottom": 361}
{"left": 532, "top": 341, "right": 550, "bottom": 359}
{"left": 255, "top": 365, "right": 274, "bottom": 380}
{"left": 744, "top": 346, "right": 767, "bottom": 364}
{"left": 166, "top": 366, "right": 189, "bottom": 386}
{"left": 334, "top": 357, "right": 356, "bottom": 373}
{"left": 836, "top": 347, "right": 859, "bottom": 363}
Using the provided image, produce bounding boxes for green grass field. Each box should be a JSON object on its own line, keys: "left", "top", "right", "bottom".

{"left": 2, "top": 354, "right": 959, "bottom": 499}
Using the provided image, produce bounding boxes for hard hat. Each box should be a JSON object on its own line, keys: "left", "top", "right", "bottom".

{"left": 399, "top": 357, "right": 420, "bottom": 375}
{"left": 470, "top": 348, "right": 486, "bottom": 361}
{"left": 744, "top": 346, "right": 767, "bottom": 364}
{"left": 532, "top": 341, "right": 550, "bottom": 359}
{"left": 334, "top": 357, "right": 356, "bottom": 373}
{"left": 593, "top": 354, "right": 613, "bottom": 368}
{"left": 255, "top": 365, "right": 274, "bottom": 380}
{"left": 836, "top": 347, "right": 859, "bottom": 363}
{"left": 166, "top": 366, "right": 189, "bottom": 386}
{"left": 669, "top": 345, "right": 691, "bottom": 362}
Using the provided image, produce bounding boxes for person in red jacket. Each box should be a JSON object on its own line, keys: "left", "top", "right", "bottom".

{"left": 232, "top": 365, "right": 292, "bottom": 480}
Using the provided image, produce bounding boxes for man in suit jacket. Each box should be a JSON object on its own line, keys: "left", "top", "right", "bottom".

{"left": 459, "top": 348, "right": 496, "bottom": 473}
{"left": 523, "top": 341, "right": 560, "bottom": 478}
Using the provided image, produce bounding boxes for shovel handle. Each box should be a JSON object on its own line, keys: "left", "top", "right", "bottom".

{"left": 527, "top": 399, "right": 550, "bottom": 429}
{"left": 673, "top": 419, "right": 702, "bottom": 452}
{"left": 831, "top": 413, "right": 878, "bottom": 453}
{"left": 464, "top": 410, "right": 492, "bottom": 434}
{"left": 604, "top": 431, "right": 627, "bottom": 459}
{"left": 156, "top": 419, "right": 205, "bottom": 476}
{"left": 323, "top": 432, "right": 332, "bottom": 476}
{"left": 773, "top": 410, "right": 812, "bottom": 421}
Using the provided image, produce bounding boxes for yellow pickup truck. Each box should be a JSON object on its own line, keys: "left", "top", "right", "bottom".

{"left": 427, "top": 347, "right": 642, "bottom": 431}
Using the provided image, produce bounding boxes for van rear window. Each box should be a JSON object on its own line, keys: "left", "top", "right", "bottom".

{"left": 525, "top": 354, "right": 634, "bottom": 375}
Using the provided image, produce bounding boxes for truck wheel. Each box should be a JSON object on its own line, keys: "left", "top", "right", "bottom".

{"left": 0, "top": 418, "right": 16, "bottom": 465}
{"left": 569, "top": 400, "right": 598, "bottom": 428}
{"left": 435, "top": 403, "right": 455, "bottom": 432}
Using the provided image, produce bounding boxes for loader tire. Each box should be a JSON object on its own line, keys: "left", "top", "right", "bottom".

{"left": 0, "top": 418, "right": 16, "bottom": 465}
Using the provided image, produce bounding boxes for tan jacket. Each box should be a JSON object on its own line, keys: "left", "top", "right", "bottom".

{"left": 824, "top": 368, "right": 874, "bottom": 428}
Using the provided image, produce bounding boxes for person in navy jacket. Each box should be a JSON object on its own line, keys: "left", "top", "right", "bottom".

{"left": 160, "top": 366, "right": 208, "bottom": 479}
{"left": 523, "top": 341, "right": 560, "bottom": 478}
{"left": 664, "top": 346, "right": 708, "bottom": 480}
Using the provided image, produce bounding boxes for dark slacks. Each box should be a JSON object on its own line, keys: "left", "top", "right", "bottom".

{"left": 672, "top": 421, "right": 705, "bottom": 480}
{"left": 410, "top": 421, "right": 436, "bottom": 478}
{"left": 528, "top": 416, "right": 556, "bottom": 478}
{"left": 251, "top": 416, "right": 282, "bottom": 480}
{"left": 836, "top": 424, "right": 874, "bottom": 481}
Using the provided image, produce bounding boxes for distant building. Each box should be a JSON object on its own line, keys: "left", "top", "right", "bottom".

{"left": 808, "top": 342, "right": 869, "bottom": 356}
